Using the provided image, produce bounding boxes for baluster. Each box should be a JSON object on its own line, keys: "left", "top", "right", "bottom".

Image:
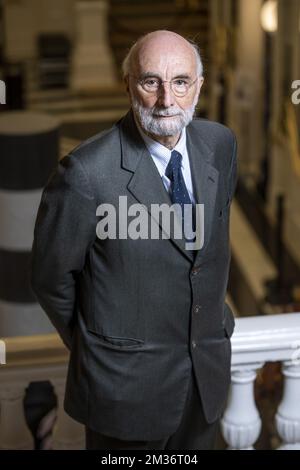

{"left": 221, "top": 365, "right": 263, "bottom": 449}
{"left": 0, "top": 382, "right": 33, "bottom": 449}
{"left": 51, "top": 379, "right": 85, "bottom": 449}
{"left": 275, "top": 362, "right": 300, "bottom": 449}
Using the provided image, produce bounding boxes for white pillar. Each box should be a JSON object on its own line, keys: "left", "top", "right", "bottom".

{"left": 51, "top": 379, "right": 85, "bottom": 449}
{"left": 221, "top": 365, "right": 263, "bottom": 449}
{"left": 275, "top": 362, "right": 300, "bottom": 449}
{"left": 71, "top": 0, "right": 117, "bottom": 91}
{"left": 0, "top": 383, "right": 34, "bottom": 449}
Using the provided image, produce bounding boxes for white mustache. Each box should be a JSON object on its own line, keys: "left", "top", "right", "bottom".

{"left": 152, "top": 109, "right": 183, "bottom": 117}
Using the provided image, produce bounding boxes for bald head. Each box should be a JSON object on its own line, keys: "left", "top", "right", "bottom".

{"left": 123, "top": 30, "right": 204, "bottom": 148}
{"left": 122, "top": 30, "right": 203, "bottom": 79}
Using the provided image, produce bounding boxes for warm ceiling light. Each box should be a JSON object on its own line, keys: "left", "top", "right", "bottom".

{"left": 260, "top": 0, "right": 278, "bottom": 33}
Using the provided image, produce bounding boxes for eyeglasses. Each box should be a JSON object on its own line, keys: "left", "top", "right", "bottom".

{"left": 131, "top": 75, "right": 199, "bottom": 97}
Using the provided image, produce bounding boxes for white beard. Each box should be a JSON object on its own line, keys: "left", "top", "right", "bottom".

{"left": 131, "top": 94, "right": 198, "bottom": 137}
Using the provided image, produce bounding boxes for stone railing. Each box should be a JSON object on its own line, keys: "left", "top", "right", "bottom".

{"left": 1, "top": 312, "right": 300, "bottom": 449}
{"left": 221, "top": 312, "right": 300, "bottom": 450}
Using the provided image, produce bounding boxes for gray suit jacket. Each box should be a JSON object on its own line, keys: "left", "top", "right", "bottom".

{"left": 30, "top": 108, "right": 238, "bottom": 441}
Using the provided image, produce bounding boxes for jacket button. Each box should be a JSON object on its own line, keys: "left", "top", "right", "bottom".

{"left": 191, "top": 267, "right": 200, "bottom": 275}
{"left": 194, "top": 305, "right": 201, "bottom": 314}
{"left": 191, "top": 340, "right": 197, "bottom": 348}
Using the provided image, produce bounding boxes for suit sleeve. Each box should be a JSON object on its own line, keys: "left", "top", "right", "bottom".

{"left": 30, "top": 154, "right": 96, "bottom": 350}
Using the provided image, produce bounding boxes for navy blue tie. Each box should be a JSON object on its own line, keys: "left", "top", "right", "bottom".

{"left": 165, "top": 150, "right": 195, "bottom": 241}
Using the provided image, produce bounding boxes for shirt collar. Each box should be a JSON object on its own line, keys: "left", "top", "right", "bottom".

{"left": 135, "top": 117, "right": 187, "bottom": 173}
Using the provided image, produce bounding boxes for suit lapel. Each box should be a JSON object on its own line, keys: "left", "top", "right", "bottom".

{"left": 186, "top": 123, "right": 219, "bottom": 264}
{"left": 119, "top": 110, "right": 218, "bottom": 264}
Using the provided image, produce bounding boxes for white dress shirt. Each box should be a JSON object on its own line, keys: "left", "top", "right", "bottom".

{"left": 136, "top": 123, "right": 196, "bottom": 204}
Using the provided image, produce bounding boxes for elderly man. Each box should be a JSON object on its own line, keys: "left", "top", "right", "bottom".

{"left": 31, "top": 30, "right": 237, "bottom": 450}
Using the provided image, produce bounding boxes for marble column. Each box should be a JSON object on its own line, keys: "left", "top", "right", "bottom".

{"left": 71, "top": 0, "right": 117, "bottom": 91}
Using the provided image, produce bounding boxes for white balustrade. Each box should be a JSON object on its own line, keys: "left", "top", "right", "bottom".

{"left": 221, "top": 366, "right": 263, "bottom": 449}
{"left": 221, "top": 312, "right": 300, "bottom": 449}
{"left": 275, "top": 362, "right": 300, "bottom": 449}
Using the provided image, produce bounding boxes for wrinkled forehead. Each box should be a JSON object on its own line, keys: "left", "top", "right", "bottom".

{"left": 132, "top": 39, "right": 197, "bottom": 77}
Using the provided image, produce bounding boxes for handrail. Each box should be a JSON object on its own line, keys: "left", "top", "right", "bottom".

{"left": 231, "top": 312, "right": 300, "bottom": 368}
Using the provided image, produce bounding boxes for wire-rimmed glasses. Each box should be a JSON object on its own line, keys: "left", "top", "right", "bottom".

{"left": 131, "top": 75, "right": 199, "bottom": 97}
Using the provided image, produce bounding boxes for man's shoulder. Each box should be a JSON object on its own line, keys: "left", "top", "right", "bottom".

{"left": 189, "top": 117, "right": 235, "bottom": 143}
{"left": 58, "top": 119, "right": 123, "bottom": 181}
{"left": 70, "top": 122, "right": 120, "bottom": 159}
{"left": 188, "top": 118, "right": 237, "bottom": 174}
